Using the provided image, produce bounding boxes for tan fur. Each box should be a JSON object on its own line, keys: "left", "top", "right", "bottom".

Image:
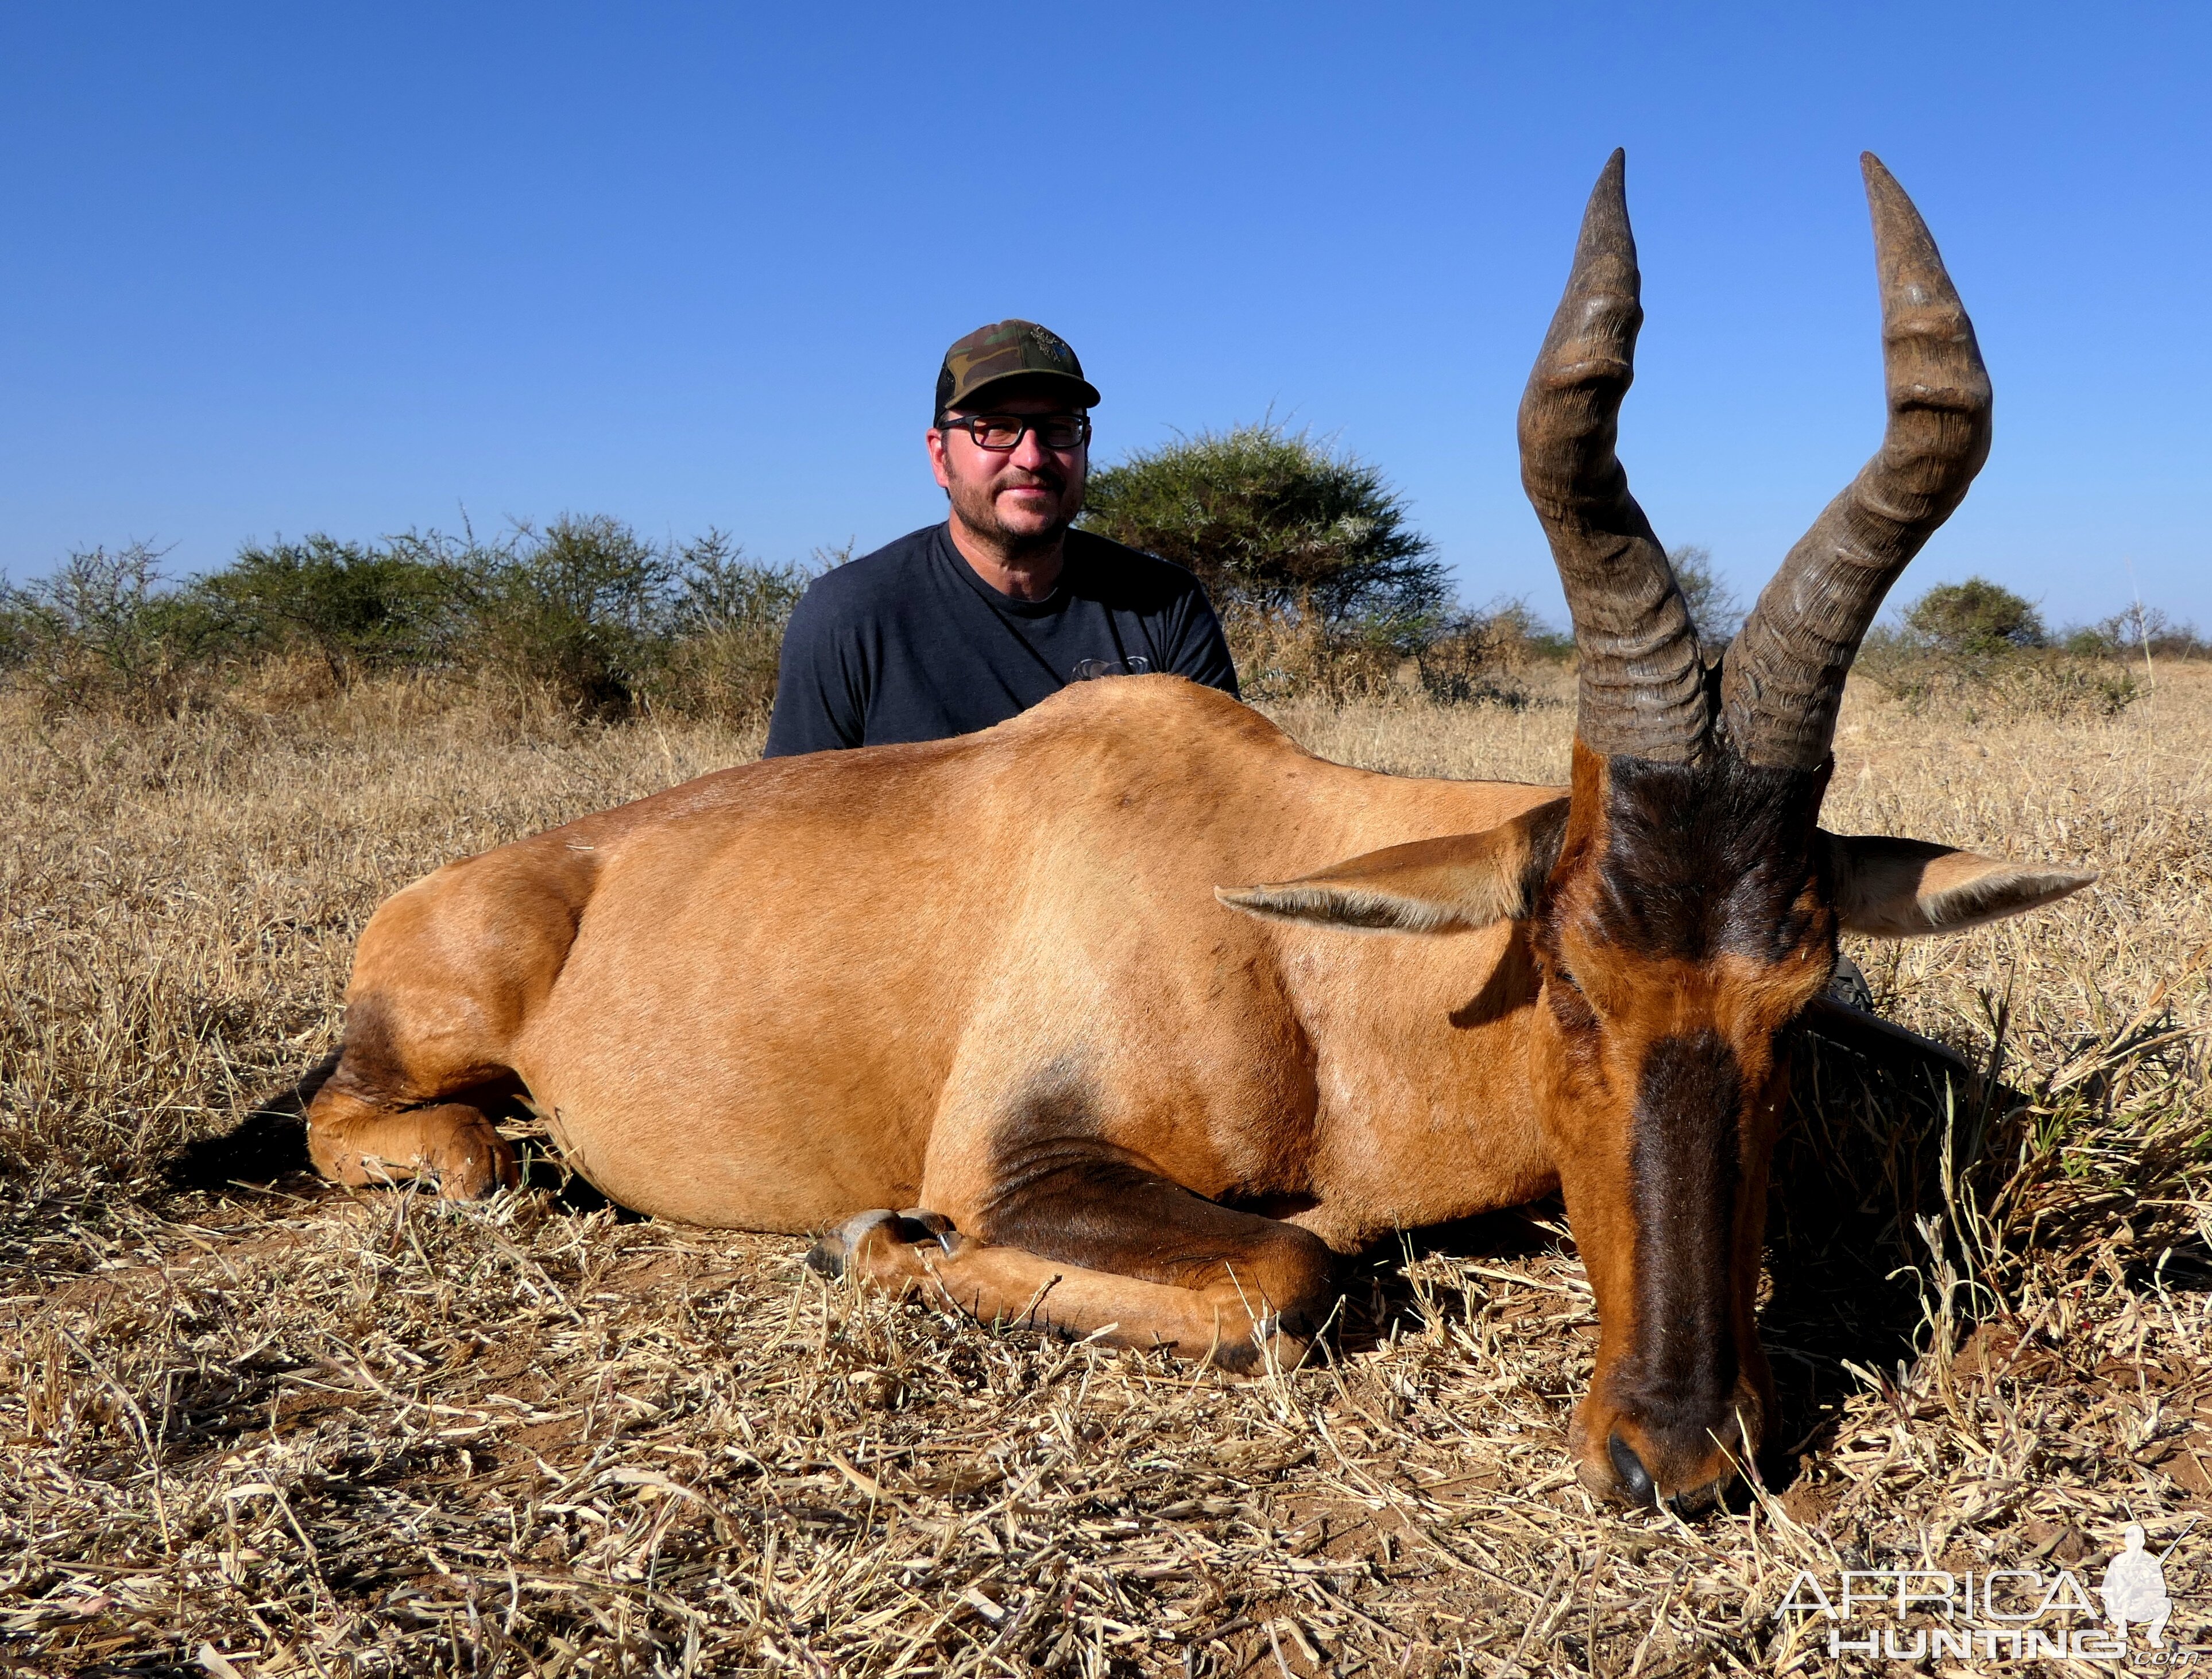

{"left": 312, "top": 678, "right": 1562, "bottom": 1235}
{"left": 1216, "top": 803, "right": 1566, "bottom": 933}
{"left": 307, "top": 675, "right": 2092, "bottom": 1504}
{"left": 825, "top": 1216, "right": 1316, "bottom": 1372}
{"left": 1828, "top": 834, "right": 2098, "bottom": 935}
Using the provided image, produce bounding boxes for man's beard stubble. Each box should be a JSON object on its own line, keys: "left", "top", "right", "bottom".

{"left": 950, "top": 465, "right": 1080, "bottom": 561}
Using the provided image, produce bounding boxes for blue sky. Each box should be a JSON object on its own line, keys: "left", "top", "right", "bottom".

{"left": 4, "top": 4, "right": 2207, "bottom": 629}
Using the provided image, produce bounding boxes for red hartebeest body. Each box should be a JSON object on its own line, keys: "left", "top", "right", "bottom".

{"left": 305, "top": 153, "right": 2094, "bottom": 1508}
{"left": 315, "top": 680, "right": 1567, "bottom": 1307}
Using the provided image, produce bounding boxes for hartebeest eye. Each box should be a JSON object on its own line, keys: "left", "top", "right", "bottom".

{"left": 1541, "top": 953, "right": 1601, "bottom": 1035}
{"left": 1540, "top": 949, "right": 1593, "bottom": 1006}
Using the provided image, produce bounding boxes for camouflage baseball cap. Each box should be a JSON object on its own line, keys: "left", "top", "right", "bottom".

{"left": 935, "top": 319, "right": 1100, "bottom": 418}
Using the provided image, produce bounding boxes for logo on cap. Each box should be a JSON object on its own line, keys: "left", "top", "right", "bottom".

{"left": 1027, "top": 324, "right": 1073, "bottom": 368}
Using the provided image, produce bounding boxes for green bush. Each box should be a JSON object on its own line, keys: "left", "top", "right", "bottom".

{"left": 455, "top": 516, "right": 676, "bottom": 718}
{"left": 1902, "top": 577, "right": 2047, "bottom": 656}
{"left": 1867, "top": 648, "right": 2137, "bottom": 720}
{"left": 1079, "top": 420, "right": 1498, "bottom": 702}
{"left": 1, "top": 520, "right": 811, "bottom": 727}
{"left": 2, "top": 543, "right": 226, "bottom": 716}
{"left": 2071, "top": 605, "right": 2212, "bottom": 662}
{"left": 644, "top": 531, "right": 807, "bottom": 726}
{"left": 1859, "top": 578, "right": 2134, "bottom": 720}
{"left": 1080, "top": 422, "right": 1448, "bottom": 645}
{"left": 1222, "top": 595, "right": 1554, "bottom": 708}
{"left": 0, "top": 598, "right": 33, "bottom": 674}
{"left": 194, "top": 535, "right": 467, "bottom": 680}
{"left": 1413, "top": 600, "right": 1557, "bottom": 706}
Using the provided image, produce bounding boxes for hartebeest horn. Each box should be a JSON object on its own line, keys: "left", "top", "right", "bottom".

{"left": 1520, "top": 149, "right": 1708, "bottom": 763}
{"left": 1719, "top": 154, "right": 1993, "bottom": 770}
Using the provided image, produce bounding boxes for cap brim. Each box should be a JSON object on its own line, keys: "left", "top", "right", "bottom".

{"left": 950, "top": 369, "right": 1100, "bottom": 411}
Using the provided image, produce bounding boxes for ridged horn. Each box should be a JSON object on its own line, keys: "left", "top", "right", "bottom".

{"left": 1519, "top": 149, "right": 1708, "bottom": 763}
{"left": 1719, "top": 154, "right": 1993, "bottom": 770}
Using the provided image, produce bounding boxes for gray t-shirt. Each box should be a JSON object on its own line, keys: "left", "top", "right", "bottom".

{"left": 763, "top": 523, "right": 1239, "bottom": 756}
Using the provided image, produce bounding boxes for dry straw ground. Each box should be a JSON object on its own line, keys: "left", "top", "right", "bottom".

{"left": 2, "top": 660, "right": 2208, "bottom": 1677}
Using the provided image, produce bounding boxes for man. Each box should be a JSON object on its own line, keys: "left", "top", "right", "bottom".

{"left": 2099, "top": 1524, "right": 2172, "bottom": 1649}
{"left": 763, "top": 319, "right": 1239, "bottom": 756}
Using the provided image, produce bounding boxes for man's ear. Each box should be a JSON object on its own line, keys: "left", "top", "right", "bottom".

{"left": 1825, "top": 833, "right": 2097, "bottom": 937}
{"left": 1217, "top": 799, "right": 1568, "bottom": 934}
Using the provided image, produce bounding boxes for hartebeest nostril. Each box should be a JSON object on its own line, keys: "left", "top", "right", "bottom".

{"left": 1607, "top": 1433, "right": 1655, "bottom": 1505}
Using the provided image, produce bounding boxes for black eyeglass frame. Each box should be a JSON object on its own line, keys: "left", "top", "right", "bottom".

{"left": 934, "top": 412, "right": 1093, "bottom": 452}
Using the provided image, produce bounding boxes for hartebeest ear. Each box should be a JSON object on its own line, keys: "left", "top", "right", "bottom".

{"left": 1824, "top": 834, "right": 2097, "bottom": 937}
{"left": 1217, "top": 799, "right": 1570, "bottom": 934}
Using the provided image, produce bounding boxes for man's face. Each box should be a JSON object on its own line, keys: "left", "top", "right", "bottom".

{"left": 927, "top": 382, "right": 1089, "bottom": 556}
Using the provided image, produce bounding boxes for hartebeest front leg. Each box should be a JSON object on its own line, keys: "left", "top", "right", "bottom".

{"left": 805, "top": 1161, "right": 1337, "bottom": 1374}
{"left": 309, "top": 1088, "right": 517, "bottom": 1199}
{"left": 303, "top": 853, "right": 595, "bottom": 1200}
{"left": 305, "top": 991, "right": 525, "bottom": 1200}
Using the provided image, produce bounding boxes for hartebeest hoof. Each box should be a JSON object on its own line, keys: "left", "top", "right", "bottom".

{"left": 804, "top": 1208, "right": 958, "bottom": 1280}
{"left": 307, "top": 1101, "right": 519, "bottom": 1200}
{"left": 896, "top": 1207, "right": 955, "bottom": 1238}
{"left": 1204, "top": 1321, "right": 1315, "bottom": 1379}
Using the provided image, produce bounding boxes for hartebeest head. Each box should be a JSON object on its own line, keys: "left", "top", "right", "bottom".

{"left": 1225, "top": 153, "right": 2093, "bottom": 1507}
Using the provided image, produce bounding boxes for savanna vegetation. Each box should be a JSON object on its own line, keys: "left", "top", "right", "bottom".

{"left": 5, "top": 428, "right": 2182, "bottom": 734}
{"left": 1082, "top": 424, "right": 1565, "bottom": 705}
{"left": 0, "top": 522, "right": 817, "bottom": 729}
{"left": 1854, "top": 575, "right": 2211, "bottom": 723}
{"left": 3, "top": 653, "right": 2207, "bottom": 1676}
{"left": 2, "top": 448, "right": 2208, "bottom": 1672}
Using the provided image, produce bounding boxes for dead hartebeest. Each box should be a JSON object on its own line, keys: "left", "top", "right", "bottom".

{"left": 304, "top": 153, "right": 2093, "bottom": 1507}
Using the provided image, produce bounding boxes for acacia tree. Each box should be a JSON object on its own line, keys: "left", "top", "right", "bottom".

{"left": 1901, "top": 577, "right": 2047, "bottom": 655}
{"left": 1666, "top": 544, "right": 1745, "bottom": 647}
{"left": 1079, "top": 423, "right": 1447, "bottom": 645}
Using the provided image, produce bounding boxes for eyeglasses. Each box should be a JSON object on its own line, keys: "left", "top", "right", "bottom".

{"left": 936, "top": 413, "right": 1092, "bottom": 452}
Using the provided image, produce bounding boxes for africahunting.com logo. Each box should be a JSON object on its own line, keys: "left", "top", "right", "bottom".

{"left": 1776, "top": 1519, "right": 2199, "bottom": 1663}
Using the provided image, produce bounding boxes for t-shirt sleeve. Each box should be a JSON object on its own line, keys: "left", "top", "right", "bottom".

{"left": 1169, "top": 586, "right": 1242, "bottom": 699}
{"left": 763, "top": 579, "right": 869, "bottom": 756}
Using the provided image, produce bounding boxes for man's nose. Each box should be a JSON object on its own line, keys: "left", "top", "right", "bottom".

{"left": 1008, "top": 431, "right": 1056, "bottom": 469}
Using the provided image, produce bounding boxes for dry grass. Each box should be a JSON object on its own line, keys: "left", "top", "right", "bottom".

{"left": 2, "top": 663, "right": 2207, "bottom": 1676}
